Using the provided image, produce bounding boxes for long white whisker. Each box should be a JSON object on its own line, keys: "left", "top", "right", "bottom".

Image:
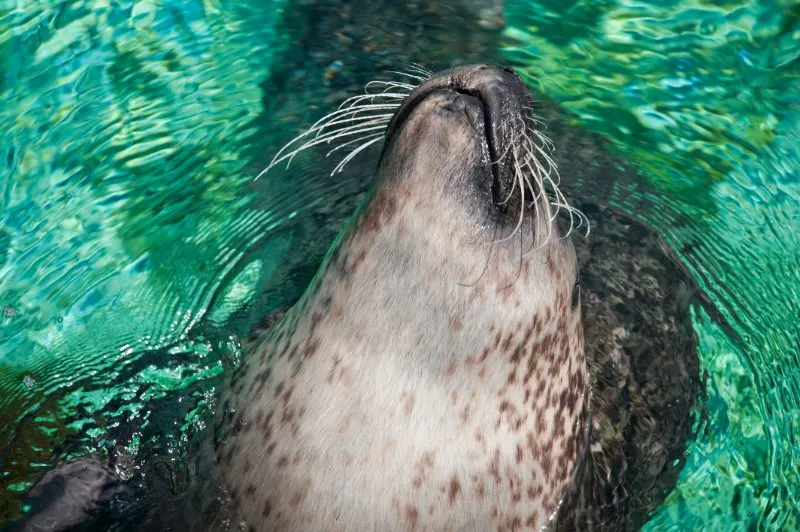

{"left": 339, "top": 93, "right": 408, "bottom": 110}
{"left": 532, "top": 129, "right": 556, "bottom": 152}
{"left": 408, "top": 63, "right": 434, "bottom": 77}
{"left": 332, "top": 136, "right": 385, "bottom": 175}
{"left": 325, "top": 132, "right": 385, "bottom": 158}
{"left": 261, "top": 104, "right": 399, "bottom": 173}
{"left": 365, "top": 80, "right": 415, "bottom": 93}
{"left": 265, "top": 125, "right": 387, "bottom": 174}
{"left": 312, "top": 114, "right": 394, "bottom": 138}
{"left": 388, "top": 70, "right": 428, "bottom": 82}
{"left": 254, "top": 70, "right": 424, "bottom": 182}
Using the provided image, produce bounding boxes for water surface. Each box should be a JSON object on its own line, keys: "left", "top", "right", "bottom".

{"left": 1, "top": 0, "right": 799, "bottom": 528}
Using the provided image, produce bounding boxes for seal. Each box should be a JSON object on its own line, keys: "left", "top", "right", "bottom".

{"left": 215, "top": 65, "right": 590, "bottom": 531}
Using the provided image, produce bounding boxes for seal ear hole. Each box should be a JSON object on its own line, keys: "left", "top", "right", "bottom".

{"left": 571, "top": 278, "right": 581, "bottom": 310}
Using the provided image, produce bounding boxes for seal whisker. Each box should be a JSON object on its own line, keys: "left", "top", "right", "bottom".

{"left": 268, "top": 125, "right": 388, "bottom": 173}
{"left": 388, "top": 70, "right": 429, "bottom": 82}
{"left": 256, "top": 72, "right": 423, "bottom": 181}
{"left": 331, "top": 135, "right": 385, "bottom": 175}
{"left": 522, "top": 104, "right": 548, "bottom": 128}
{"left": 407, "top": 62, "right": 434, "bottom": 77}
{"left": 491, "top": 139, "right": 529, "bottom": 244}
{"left": 311, "top": 120, "right": 390, "bottom": 141}
{"left": 365, "top": 80, "right": 416, "bottom": 93}
{"left": 315, "top": 100, "right": 401, "bottom": 126}
{"left": 516, "top": 126, "right": 557, "bottom": 249}
{"left": 311, "top": 113, "right": 395, "bottom": 136}
{"left": 498, "top": 221, "right": 526, "bottom": 290}
{"left": 259, "top": 105, "right": 395, "bottom": 172}
{"left": 456, "top": 230, "right": 498, "bottom": 288}
{"left": 531, "top": 128, "right": 556, "bottom": 153}
{"left": 325, "top": 131, "right": 385, "bottom": 158}
{"left": 338, "top": 92, "right": 408, "bottom": 110}
{"left": 522, "top": 136, "right": 559, "bottom": 184}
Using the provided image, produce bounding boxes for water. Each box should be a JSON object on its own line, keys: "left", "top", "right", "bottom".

{"left": 1, "top": 0, "right": 798, "bottom": 529}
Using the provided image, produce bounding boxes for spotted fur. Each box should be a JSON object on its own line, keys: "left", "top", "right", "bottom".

{"left": 215, "top": 66, "right": 589, "bottom": 531}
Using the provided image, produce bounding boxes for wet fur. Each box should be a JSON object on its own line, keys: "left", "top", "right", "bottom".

{"left": 216, "top": 67, "right": 589, "bottom": 531}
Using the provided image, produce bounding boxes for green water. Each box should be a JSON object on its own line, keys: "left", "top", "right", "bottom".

{"left": 1, "top": 0, "right": 799, "bottom": 529}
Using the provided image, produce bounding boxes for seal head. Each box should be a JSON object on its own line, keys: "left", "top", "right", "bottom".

{"left": 217, "top": 65, "right": 589, "bottom": 531}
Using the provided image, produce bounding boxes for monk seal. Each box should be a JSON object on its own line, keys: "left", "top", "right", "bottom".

{"left": 215, "top": 65, "right": 590, "bottom": 531}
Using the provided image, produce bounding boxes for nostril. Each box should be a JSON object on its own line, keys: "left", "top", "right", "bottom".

{"left": 436, "top": 93, "right": 466, "bottom": 113}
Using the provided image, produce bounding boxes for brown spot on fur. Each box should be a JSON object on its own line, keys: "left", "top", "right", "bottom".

{"left": 283, "top": 386, "right": 294, "bottom": 405}
{"left": 501, "top": 333, "right": 513, "bottom": 353}
{"left": 244, "top": 484, "right": 256, "bottom": 497}
{"left": 546, "top": 252, "right": 557, "bottom": 278}
{"left": 448, "top": 475, "right": 462, "bottom": 505}
{"left": 309, "top": 310, "right": 323, "bottom": 333}
{"left": 287, "top": 344, "right": 299, "bottom": 361}
{"left": 403, "top": 393, "right": 416, "bottom": 416}
{"left": 450, "top": 317, "right": 463, "bottom": 332}
{"left": 289, "top": 491, "right": 304, "bottom": 507}
{"left": 474, "top": 478, "right": 485, "bottom": 500}
{"left": 350, "top": 248, "right": 367, "bottom": 271}
{"left": 262, "top": 499, "right": 272, "bottom": 517}
{"left": 541, "top": 452, "right": 552, "bottom": 477}
{"left": 490, "top": 449, "right": 501, "bottom": 485}
{"left": 303, "top": 338, "right": 319, "bottom": 359}
{"left": 405, "top": 505, "right": 419, "bottom": 526}
{"left": 327, "top": 355, "right": 344, "bottom": 383}
{"left": 362, "top": 188, "right": 397, "bottom": 233}
{"left": 411, "top": 451, "right": 436, "bottom": 488}
{"left": 277, "top": 456, "right": 289, "bottom": 468}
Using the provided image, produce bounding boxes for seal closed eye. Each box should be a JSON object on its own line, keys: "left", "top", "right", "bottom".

{"left": 215, "top": 65, "right": 590, "bottom": 531}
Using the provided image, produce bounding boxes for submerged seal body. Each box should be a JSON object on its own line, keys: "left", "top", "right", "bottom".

{"left": 216, "top": 65, "right": 589, "bottom": 530}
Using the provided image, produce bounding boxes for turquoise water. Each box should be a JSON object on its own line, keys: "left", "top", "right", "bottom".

{"left": 1, "top": 0, "right": 799, "bottom": 528}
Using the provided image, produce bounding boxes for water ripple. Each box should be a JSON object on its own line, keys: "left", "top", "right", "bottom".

{"left": 0, "top": 0, "right": 284, "bottom": 510}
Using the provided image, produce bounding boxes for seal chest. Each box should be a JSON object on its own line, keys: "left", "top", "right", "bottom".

{"left": 216, "top": 65, "right": 589, "bottom": 531}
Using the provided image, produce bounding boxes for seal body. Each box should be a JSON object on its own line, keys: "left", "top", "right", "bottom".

{"left": 216, "top": 65, "right": 589, "bottom": 531}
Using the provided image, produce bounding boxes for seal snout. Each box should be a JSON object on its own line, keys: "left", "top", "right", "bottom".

{"left": 385, "top": 65, "right": 533, "bottom": 209}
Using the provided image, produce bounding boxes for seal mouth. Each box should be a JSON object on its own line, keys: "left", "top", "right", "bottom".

{"left": 383, "top": 65, "right": 531, "bottom": 208}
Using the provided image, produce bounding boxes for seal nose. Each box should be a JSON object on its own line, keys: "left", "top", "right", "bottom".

{"left": 385, "top": 65, "right": 527, "bottom": 144}
{"left": 385, "top": 65, "right": 532, "bottom": 204}
{"left": 433, "top": 90, "right": 467, "bottom": 113}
